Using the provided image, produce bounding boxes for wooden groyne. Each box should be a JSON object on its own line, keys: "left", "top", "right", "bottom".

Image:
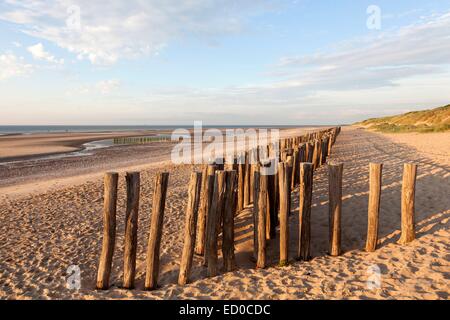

{"left": 96, "top": 126, "right": 418, "bottom": 290}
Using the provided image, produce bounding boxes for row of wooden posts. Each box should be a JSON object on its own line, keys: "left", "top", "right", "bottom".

{"left": 97, "top": 126, "right": 419, "bottom": 291}
{"left": 96, "top": 127, "right": 340, "bottom": 290}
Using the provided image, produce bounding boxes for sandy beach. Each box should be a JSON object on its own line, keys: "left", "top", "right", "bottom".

{"left": 0, "top": 130, "right": 174, "bottom": 161}
{"left": 0, "top": 127, "right": 448, "bottom": 300}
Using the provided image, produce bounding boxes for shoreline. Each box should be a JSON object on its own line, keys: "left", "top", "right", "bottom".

{"left": 0, "top": 130, "right": 173, "bottom": 162}
{"left": 0, "top": 126, "right": 325, "bottom": 163}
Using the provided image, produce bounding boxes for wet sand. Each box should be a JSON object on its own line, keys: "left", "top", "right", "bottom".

{"left": 0, "top": 130, "right": 168, "bottom": 161}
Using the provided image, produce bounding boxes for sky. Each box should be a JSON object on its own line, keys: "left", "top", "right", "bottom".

{"left": 0, "top": 0, "right": 450, "bottom": 125}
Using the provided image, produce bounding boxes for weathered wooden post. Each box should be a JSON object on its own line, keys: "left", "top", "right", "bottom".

{"left": 314, "top": 140, "right": 322, "bottom": 170}
{"left": 206, "top": 171, "right": 226, "bottom": 277}
{"left": 291, "top": 148, "right": 299, "bottom": 189}
{"left": 222, "top": 170, "right": 237, "bottom": 272}
{"left": 299, "top": 143, "right": 306, "bottom": 163}
{"left": 321, "top": 137, "right": 329, "bottom": 165}
{"left": 262, "top": 160, "right": 277, "bottom": 239}
{"left": 252, "top": 170, "right": 260, "bottom": 261}
{"left": 285, "top": 156, "right": 293, "bottom": 215}
{"left": 237, "top": 152, "right": 245, "bottom": 212}
{"left": 123, "top": 172, "right": 140, "bottom": 289}
{"left": 145, "top": 172, "right": 169, "bottom": 290}
{"left": 249, "top": 149, "right": 257, "bottom": 204}
{"left": 366, "top": 163, "right": 383, "bottom": 252}
{"left": 195, "top": 165, "right": 216, "bottom": 256}
{"left": 307, "top": 142, "right": 314, "bottom": 164}
{"left": 257, "top": 172, "right": 268, "bottom": 269}
{"left": 96, "top": 172, "right": 118, "bottom": 290}
{"left": 298, "top": 163, "right": 313, "bottom": 261}
{"left": 178, "top": 172, "right": 202, "bottom": 285}
{"left": 328, "top": 163, "right": 343, "bottom": 256}
{"left": 244, "top": 151, "right": 251, "bottom": 207}
{"left": 278, "top": 162, "right": 289, "bottom": 266}
{"left": 399, "top": 163, "right": 418, "bottom": 245}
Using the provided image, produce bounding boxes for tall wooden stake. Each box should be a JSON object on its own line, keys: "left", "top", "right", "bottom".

{"left": 206, "top": 171, "right": 226, "bottom": 277}
{"left": 222, "top": 171, "right": 237, "bottom": 272}
{"left": 252, "top": 170, "right": 260, "bottom": 261}
{"left": 178, "top": 172, "right": 202, "bottom": 285}
{"left": 123, "top": 172, "right": 140, "bottom": 289}
{"left": 278, "top": 163, "right": 289, "bottom": 266}
{"left": 298, "top": 163, "right": 313, "bottom": 261}
{"left": 195, "top": 165, "right": 216, "bottom": 256}
{"left": 96, "top": 172, "right": 118, "bottom": 290}
{"left": 328, "top": 163, "right": 343, "bottom": 256}
{"left": 237, "top": 157, "right": 245, "bottom": 212}
{"left": 257, "top": 172, "right": 268, "bottom": 269}
{"left": 145, "top": 172, "right": 169, "bottom": 290}
{"left": 244, "top": 151, "right": 251, "bottom": 207}
{"left": 366, "top": 163, "right": 383, "bottom": 252}
{"left": 399, "top": 163, "right": 417, "bottom": 245}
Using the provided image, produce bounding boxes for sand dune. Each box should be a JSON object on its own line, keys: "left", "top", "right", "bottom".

{"left": 0, "top": 127, "right": 448, "bottom": 299}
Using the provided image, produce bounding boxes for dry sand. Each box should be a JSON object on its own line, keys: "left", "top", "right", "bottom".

{"left": 0, "top": 127, "right": 448, "bottom": 300}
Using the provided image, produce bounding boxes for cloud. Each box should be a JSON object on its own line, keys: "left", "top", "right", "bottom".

{"left": 27, "top": 43, "right": 64, "bottom": 64}
{"left": 272, "top": 12, "right": 450, "bottom": 91}
{"left": 119, "top": 11, "right": 450, "bottom": 124}
{"left": 0, "top": 0, "right": 273, "bottom": 65}
{"left": 0, "top": 53, "right": 33, "bottom": 80}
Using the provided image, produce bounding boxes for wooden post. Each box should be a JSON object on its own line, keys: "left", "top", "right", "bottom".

{"left": 262, "top": 160, "right": 277, "bottom": 239}
{"left": 257, "top": 172, "right": 267, "bottom": 269}
{"left": 123, "top": 172, "right": 140, "bottom": 289}
{"left": 249, "top": 149, "right": 257, "bottom": 204}
{"left": 278, "top": 163, "right": 289, "bottom": 266}
{"left": 311, "top": 141, "right": 319, "bottom": 170}
{"left": 399, "top": 163, "right": 418, "bottom": 245}
{"left": 244, "top": 151, "right": 251, "bottom": 207}
{"left": 328, "top": 135, "right": 333, "bottom": 156}
{"left": 321, "top": 138, "right": 329, "bottom": 165}
{"left": 298, "top": 163, "right": 313, "bottom": 261}
{"left": 291, "top": 148, "right": 299, "bottom": 189}
{"left": 222, "top": 171, "right": 237, "bottom": 272}
{"left": 195, "top": 165, "right": 216, "bottom": 256}
{"left": 285, "top": 157, "right": 293, "bottom": 215}
{"left": 237, "top": 156, "right": 245, "bottom": 212}
{"left": 252, "top": 170, "right": 260, "bottom": 261}
{"left": 96, "top": 172, "right": 118, "bottom": 290}
{"left": 307, "top": 142, "right": 314, "bottom": 164}
{"left": 206, "top": 171, "right": 226, "bottom": 277}
{"left": 145, "top": 172, "right": 169, "bottom": 290}
{"left": 365, "top": 163, "right": 383, "bottom": 252}
{"left": 299, "top": 144, "right": 306, "bottom": 163}
{"left": 328, "top": 163, "right": 343, "bottom": 256}
{"left": 178, "top": 172, "right": 202, "bottom": 285}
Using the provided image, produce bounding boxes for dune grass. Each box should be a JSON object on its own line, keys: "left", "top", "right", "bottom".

{"left": 356, "top": 105, "right": 450, "bottom": 133}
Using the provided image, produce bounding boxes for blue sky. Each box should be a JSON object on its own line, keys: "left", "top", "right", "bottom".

{"left": 1, "top": 0, "right": 449, "bottom": 125}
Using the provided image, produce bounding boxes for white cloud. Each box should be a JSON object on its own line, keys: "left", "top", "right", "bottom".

{"left": 0, "top": 53, "right": 33, "bottom": 81}
{"left": 0, "top": 0, "right": 273, "bottom": 65}
{"left": 117, "top": 11, "right": 450, "bottom": 124}
{"left": 27, "top": 43, "right": 64, "bottom": 64}
{"left": 272, "top": 11, "right": 450, "bottom": 91}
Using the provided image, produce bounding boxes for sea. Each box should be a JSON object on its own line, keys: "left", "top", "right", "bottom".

{"left": 0, "top": 125, "right": 322, "bottom": 135}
